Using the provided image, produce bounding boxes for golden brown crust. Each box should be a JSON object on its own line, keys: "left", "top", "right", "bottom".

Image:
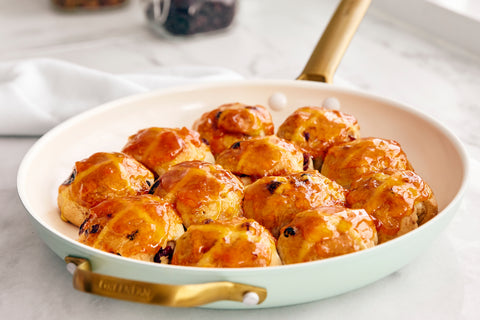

{"left": 193, "top": 102, "right": 274, "bottom": 156}
{"left": 277, "top": 106, "right": 360, "bottom": 169}
{"left": 121, "top": 127, "right": 214, "bottom": 177}
{"left": 57, "top": 152, "right": 154, "bottom": 227}
{"left": 243, "top": 171, "right": 347, "bottom": 238}
{"left": 215, "top": 135, "right": 309, "bottom": 182}
{"left": 277, "top": 206, "right": 377, "bottom": 264}
{"left": 171, "top": 217, "right": 281, "bottom": 268}
{"left": 153, "top": 160, "right": 244, "bottom": 227}
{"left": 78, "top": 194, "right": 184, "bottom": 262}
{"left": 346, "top": 169, "right": 438, "bottom": 243}
{"left": 321, "top": 137, "right": 413, "bottom": 188}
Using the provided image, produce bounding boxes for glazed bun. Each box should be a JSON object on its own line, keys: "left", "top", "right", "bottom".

{"left": 277, "top": 106, "right": 360, "bottom": 169}
{"left": 277, "top": 206, "right": 377, "bottom": 264}
{"left": 216, "top": 135, "right": 311, "bottom": 184}
{"left": 122, "top": 127, "right": 214, "bottom": 177}
{"left": 58, "top": 152, "right": 154, "bottom": 227}
{"left": 153, "top": 160, "right": 244, "bottom": 227}
{"left": 321, "top": 137, "right": 413, "bottom": 188}
{"left": 172, "top": 217, "right": 281, "bottom": 268}
{"left": 347, "top": 169, "right": 438, "bottom": 243}
{"left": 193, "top": 102, "right": 274, "bottom": 156}
{"left": 243, "top": 171, "right": 346, "bottom": 238}
{"left": 79, "top": 195, "right": 184, "bottom": 262}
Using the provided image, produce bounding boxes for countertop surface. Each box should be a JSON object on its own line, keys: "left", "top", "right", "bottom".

{"left": 1, "top": 1, "right": 479, "bottom": 319}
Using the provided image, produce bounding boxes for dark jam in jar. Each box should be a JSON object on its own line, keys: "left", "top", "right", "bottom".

{"left": 145, "top": 0, "right": 236, "bottom": 36}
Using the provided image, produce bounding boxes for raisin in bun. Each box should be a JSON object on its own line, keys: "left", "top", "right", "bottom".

{"left": 321, "top": 137, "right": 413, "bottom": 189}
{"left": 152, "top": 161, "right": 244, "bottom": 227}
{"left": 172, "top": 217, "right": 281, "bottom": 268}
{"left": 122, "top": 127, "right": 214, "bottom": 177}
{"left": 277, "top": 106, "right": 360, "bottom": 169}
{"left": 79, "top": 194, "right": 184, "bottom": 262}
{"left": 243, "top": 171, "right": 346, "bottom": 238}
{"left": 277, "top": 207, "right": 377, "bottom": 264}
{"left": 347, "top": 169, "right": 438, "bottom": 243}
{"left": 58, "top": 152, "right": 154, "bottom": 227}
{"left": 215, "top": 135, "right": 311, "bottom": 184}
{"left": 193, "top": 102, "right": 274, "bottom": 157}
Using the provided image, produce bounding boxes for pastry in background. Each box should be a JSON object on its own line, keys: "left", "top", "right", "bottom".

{"left": 79, "top": 194, "right": 184, "bottom": 263}
{"left": 215, "top": 135, "right": 311, "bottom": 184}
{"left": 193, "top": 102, "right": 274, "bottom": 157}
{"left": 122, "top": 127, "right": 214, "bottom": 177}
{"left": 277, "top": 106, "right": 360, "bottom": 169}
{"left": 57, "top": 152, "right": 154, "bottom": 227}
{"left": 321, "top": 137, "right": 413, "bottom": 188}
{"left": 347, "top": 169, "right": 438, "bottom": 243}
{"left": 171, "top": 217, "right": 281, "bottom": 268}
{"left": 152, "top": 160, "right": 244, "bottom": 227}
{"left": 277, "top": 206, "right": 377, "bottom": 264}
{"left": 243, "top": 171, "right": 346, "bottom": 238}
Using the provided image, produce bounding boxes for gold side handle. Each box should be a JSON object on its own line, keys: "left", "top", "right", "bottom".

{"left": 297, "top": 0, "right": 371, "bottom": 83}
{"left": 65, "top": 256, "right": 267, "bottom": 307}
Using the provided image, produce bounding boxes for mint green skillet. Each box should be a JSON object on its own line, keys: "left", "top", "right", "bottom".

{"left": 17, "top": 0, "right": 468, "bottom": 309}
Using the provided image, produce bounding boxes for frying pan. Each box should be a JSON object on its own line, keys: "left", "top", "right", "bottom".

{"left": 17, "top": 0, "right": 468, "bottom": 309}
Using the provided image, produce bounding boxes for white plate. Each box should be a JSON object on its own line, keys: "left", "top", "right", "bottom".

{"left": 17, "top": 80, "right": 469, "bottom": 309}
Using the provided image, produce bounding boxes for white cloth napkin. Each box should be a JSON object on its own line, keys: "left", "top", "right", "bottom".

{"left": 0, "top": 58, "right": 243, "bottom": 136}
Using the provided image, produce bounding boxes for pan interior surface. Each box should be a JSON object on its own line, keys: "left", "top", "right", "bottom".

{"left": 17, "top": 80, "right": 468, "bottom": 308}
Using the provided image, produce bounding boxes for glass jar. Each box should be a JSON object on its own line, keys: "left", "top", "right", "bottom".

{"left": 144, "top": 0, "right": 237, "bottom": 36}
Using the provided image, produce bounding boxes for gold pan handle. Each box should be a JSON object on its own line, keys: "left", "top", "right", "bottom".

{"left": 298, "top": 0, "right": 371, "bottom": 83}
{"left": 65, "top": 256, "right": 267, "bottom": 307}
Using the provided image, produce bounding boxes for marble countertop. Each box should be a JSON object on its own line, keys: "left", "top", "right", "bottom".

{"left": 1, "top": 1, "right": 479, "bottom": 319}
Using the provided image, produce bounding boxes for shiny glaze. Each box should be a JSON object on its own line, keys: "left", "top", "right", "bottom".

{"left": 243, "top": 171, "right": 346, "bottom": 238}
{"left": 59, "top": 114, "right": 433, "bottom": 267}
{"left": 347, "top": 170, "right": 438, "bottom": 243}
{"left": 171, "top": 217, "right": 281, "bottom": 268}
{"left": 277, "top": 106, "right": 360, "bottom": 167}
{"left": 277, "top": 206, "right": 377, "bottom": 264}
{"left": 78, "top": 194, "right": 184, "bottom": 262}
{"left": 193, "top": 102, "right": 274, "bottom": 156}
{"left": 321, "top": 137, "right": 413, "bottom": 188}
{"left": 122, "top": 127, "right": 214, "bottom": 176}
{"left": 57, "top": 152, "right": 154, "bottom": 226}
{"left": 153, "top": 160, "right": 244, "bottom": 227}
{"left": 215, "top": 135, "right": 306, "bottom": 181}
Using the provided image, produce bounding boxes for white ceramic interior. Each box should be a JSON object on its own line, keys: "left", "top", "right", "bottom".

{"left": 17, "top": 80, "right": 469, "bottom": 309}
